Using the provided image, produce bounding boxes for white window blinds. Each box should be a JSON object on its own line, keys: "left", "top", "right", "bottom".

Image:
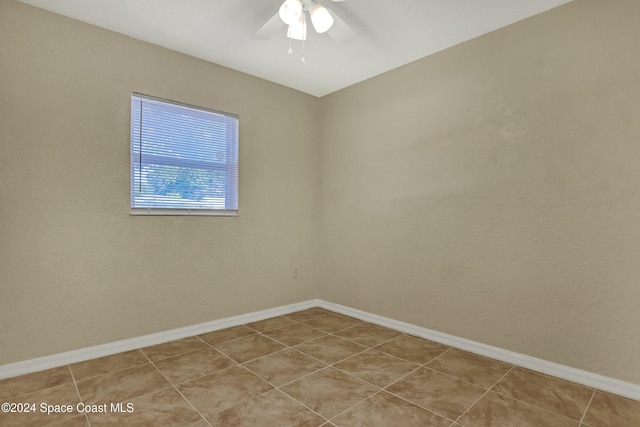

{"left": 130, "top": 94, "right": 238, "bottom": 216}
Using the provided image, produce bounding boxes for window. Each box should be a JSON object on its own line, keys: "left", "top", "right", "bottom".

{"left": 130, "top": 94, "right": 238, "bottom": 216}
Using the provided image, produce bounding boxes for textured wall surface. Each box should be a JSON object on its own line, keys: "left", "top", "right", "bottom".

{"left": 0, "top": 1, "right": 321, "bottom": 364}
{"left": 320, "top": 0, "right": 640, "bottom": 384}
{"left": 2, "top": 0, "right": 639, "bottom": 386}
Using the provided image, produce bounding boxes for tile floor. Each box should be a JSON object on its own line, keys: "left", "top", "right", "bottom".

{"left": 1, "top": 307, "right": 639, "bottom": 426}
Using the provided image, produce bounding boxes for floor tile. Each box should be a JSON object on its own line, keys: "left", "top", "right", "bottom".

{"left": 334, "top": 349, "right": 419, "bottom": 388}
{"left": 177, "top": 365, "right": 272, "bottom": 418}
{"left": 334, "top": 323, "right": 401, "bottom": 347}
{"left": 245, "top": 316, "right": 297, "bottom": 332}
{"left": 214, "top": 334, "right": 285, "bottom": 363}
{"left": 262, "top": 322, "right": 328, "bottom": 346}
{"left": 387, "top": 367, "right": 485, "bottom": 420}
{"left": 493, "top": 368, "right": 593, "bottom": 420}
{"left": 426, "top": 349, "right": 512, "bottom": 389}
{"left": 76, "top": 363, "right": 170, "bottom": 404}
{"left": 3, "top": 317, "right": 636, "bottom": 427}
{"left": 141, "top": 337, "right": 208, "bottom": 362}
{"left": 198, "top": 325, "right": 257, "bottom": 345}
{"left": 582, "top": 391, "right": 640, "bottom": 427}
{"left": 153, "top": 347, "right": 235, "bottom": 384}
{"left": 281, "top": 367, "right": 378, "bottom": 419}
{"left": 375, "top": 335, "right": 449, "bottom": 364}
{"left": 458, "top": 391, "right": 579, "bottom": 427}
{"left": 294, "top": 335, "right": 367, "bottom": 364}
{"left": 285, "top": 308, "right": 334, "bottom": 322}
{"left": 0, "top": 383, "right": 80, "bottom": 427}
{"left": 208, "top": 389, "right": 325, "bottom": 427}
{"left": 70, "top": 350, "right": 148, "bottom": 381}
{"left": 0, "top": 366, "right": 73, "bottom": 400}
{"left": 243, "top": 348, "right": 327, "bottom": 386}
{"left": 333, "top": 391, "right": 451, "bottom": 427}
{"left": 87, "top": 386, "right": 206, "bottom": 426}
{"left": 303, "top": 314, "right": 363, "bottom": 333}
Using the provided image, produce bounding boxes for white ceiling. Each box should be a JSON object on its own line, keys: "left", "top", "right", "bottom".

{"left": 19, "top": 0, "right": 572, "bottom": 97}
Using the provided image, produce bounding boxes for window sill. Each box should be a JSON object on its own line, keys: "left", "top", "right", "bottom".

{"left": 130, "top": 208, "right": 238, "bottom": 217}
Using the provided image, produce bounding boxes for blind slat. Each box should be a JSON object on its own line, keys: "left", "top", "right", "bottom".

{"left": 130, "top": 94, "right": 239, "bottom": 214}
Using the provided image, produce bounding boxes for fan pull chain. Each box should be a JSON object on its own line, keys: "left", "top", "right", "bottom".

{"left": 301, "top": 39, "right": 306, "bottom": 63}
{"left": 288, "top": 38, "right": 292, "bottom": 54}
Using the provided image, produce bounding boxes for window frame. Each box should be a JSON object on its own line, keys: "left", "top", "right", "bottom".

{"left": 129, "top": 93, "right": 239, "bottom": 217}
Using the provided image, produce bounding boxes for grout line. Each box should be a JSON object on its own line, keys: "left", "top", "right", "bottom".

{"left": 207, "top": 332, "right": 285, "bottom": 365}
{"left": 580, "top": 389, "right": 596, "bottom": 425}
{"left": 239, "top": 345, "right": 292, "bottom": 362}
{"left": 198, "top": 331, "right": 259, "bottom": 349}
{"left": 169, "top": 363, "right": 242, "bottom": 388}
{"left": 265, "top": 364, "right": 332, "bottom": 390}
{"left": 368, "top": 332, "right": 410, "bottom": 349}
{"left": 375, "top": 361, "right": 461, "bottom": 423}
{"left": 380, "top": 386, "right": 458, "bottom": 424}
{"left": 378, "top": 348, "right": 509, "bottom": 424}
{"left": 485, "top": 389, "right": 588, "bottom": 425}
{"left": 282, "top": 313, "right": 329, "bottom": 323}
{"left": 487, "top": 369, "right": 597, "bottom": 424}
{"left": 146, "top": 358, "right": 213, "bottom": 427}
{"left": 287, "top": 346, "right": 334, "bottom": 367}
{"left": 194, "top": 335, "right": 212, "bottom": 345}
{"left": 207, "top": 347, "right": 239, "bottom": 367}
{"left": 139, "top": 339, "right": 211, "bottom": 364}
{"left": 67, "top": 364, "right": 83, "bottom": 403}
{"left": 423, "top": 346, "right": 453, "bottom": 365}
{"left": 324, "top": 364, "right": 384, "bottom": 394}
{"left": 139, "top": 349, "right": 152, "bottom": 364}
{"left": 276, "top": 392, "right": 331, "bottom": 424}
{"left": 329, "top": 346, "right": 417, "bottom": 373}
{"left": 0, "top": 369, "right": 81, "bottom": 402}
{"left": 240, "top": 363, "right": 330, "bottom": 423}
{"left": 452, "top": 365, "right": 593, "bottom": 425}
{"left": 73, "top": 356, "right": 176, "bottom": 425}
{"left": 260, "top": 331, "right": 330, "bottom": 349}
{"left": 67, "top": 350, "right": 149, "bottom": 383}
{"left": 235, "top": 329, "right": 389, "bottom": 424}
{"left": 451, "top": 365, "right": 515, "bottom": 425}
{"left": 67, "top": 365, "right": 93, "bottom": 427}
{"left": 379, "top": 362, "right": 424, "bottom": 390}
{"left": 418, "top": 365, "right": 495, "bottom": 390}
{"left": 265, "top": 330, "right": 371, "bottom": 367}
{"left": 376, "top": 346, "right": 490, "bottom": 425}
{"left": 325, "top": 389, "right": 385, "bottom": 422}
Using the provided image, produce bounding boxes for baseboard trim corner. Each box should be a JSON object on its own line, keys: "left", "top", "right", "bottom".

{"left": 2, "top": 298, "right": 638, "bottom": 401}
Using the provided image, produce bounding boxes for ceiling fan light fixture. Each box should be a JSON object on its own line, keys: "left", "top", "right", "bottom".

{"left": 287, "top": 13, "right": 307, "bottom": 41}
{"left": 309, "top": 4, "right": 334, "bottom": 34}
{"left": 279, "top": 0, "right": 303, "bottom": 26}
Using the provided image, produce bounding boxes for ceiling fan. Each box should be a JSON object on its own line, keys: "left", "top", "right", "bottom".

{"left": 253, "top": 0, "right": 356, "bottom": 61}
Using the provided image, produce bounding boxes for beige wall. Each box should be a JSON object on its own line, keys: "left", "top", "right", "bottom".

{"left": 0, "top": 1, "right": 321, "bottom": 364}
{"left": 2, "top": 0, "right": 639, "bottom": 385}
{"left": 320, "top": 0, "right": 640, "bottom": 384}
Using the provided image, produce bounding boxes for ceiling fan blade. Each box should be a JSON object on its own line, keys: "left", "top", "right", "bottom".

{"left": 252, "top": 12, "right": 285, "bottom": 40}
{"left": 326, "top": 10, "right": 357, "bottom": 43}
{"left": 330, "top": 0, "right": 349, "bottom": 2}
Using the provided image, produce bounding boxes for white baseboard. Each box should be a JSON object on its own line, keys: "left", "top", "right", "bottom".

{"left": 1, "top": 298, "right": 638, "bottom": 401}
{"left": 0, "top": 299, "right": 321, "bottom": 381}
{"left": 317, "top": 300, "right": 640, "bottom": 401}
